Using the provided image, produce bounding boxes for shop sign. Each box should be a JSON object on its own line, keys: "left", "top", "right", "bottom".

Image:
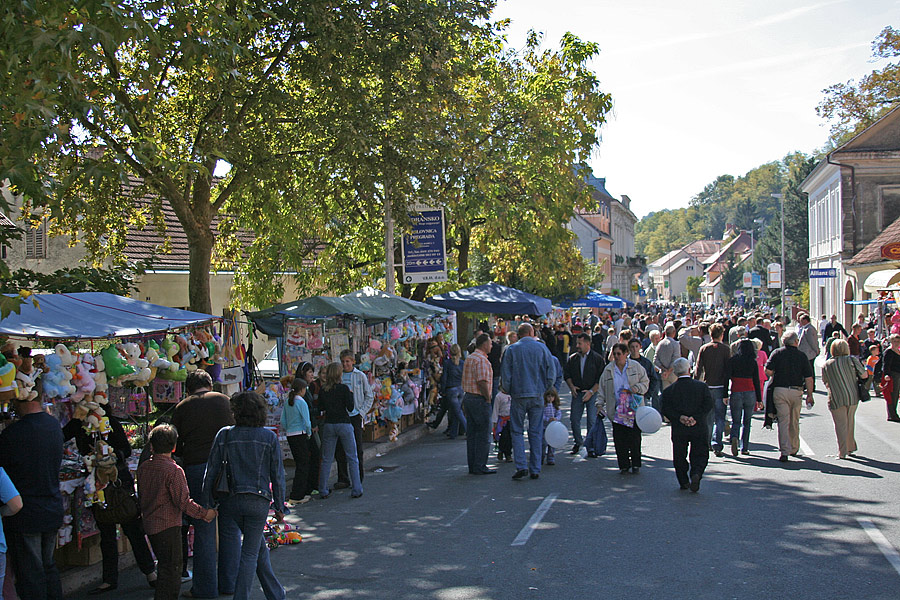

{"left": 809, "top": 268, "right": 837, "bottom": 278}
{"left": 767, "top": 263, "right": 782, "bottom": 288}
{"left": 881, "top": 242, "right": 900, "bottom": 260}
{"left": 402, "top": 205, "right": 447, "bottom": 284}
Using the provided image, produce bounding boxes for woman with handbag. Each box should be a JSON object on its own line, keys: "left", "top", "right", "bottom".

{"left": 597, "top": 343, "right": 650, "bottom": 474}
{"left": 202, "top": 391, "right": 286, "bottom": 600}
{"left": 725, "top": 340, "right": 762, "bottom": 457}
{"left": 63, "top": 413, "right": 157, "bottom": 594}
{"left": 821, "top": 339, "right": 868, "bottom": 459}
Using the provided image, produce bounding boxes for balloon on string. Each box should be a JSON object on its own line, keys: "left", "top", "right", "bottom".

{"left": 544, "top": 420, "right": 568, "bottom": 449}
{"left": 635, "top": 406, "right": 662, "bottom": 433}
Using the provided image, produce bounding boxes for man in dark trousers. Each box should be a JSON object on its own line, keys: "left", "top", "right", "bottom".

{"left": 565, "top": 333, "right": 604, "bottom": 456}
{"left": 662, "top": 358, "right": 714, "bottom": 492}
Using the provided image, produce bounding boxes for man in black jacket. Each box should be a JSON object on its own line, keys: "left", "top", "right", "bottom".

{"left": 565, "top": 333, "right": 604, "bottom": 456}
{"left": 748, "top": 318, "right": 774, "bottom": 356}
{"left": 662, "top": 358, "right": 714, "bottom": 492}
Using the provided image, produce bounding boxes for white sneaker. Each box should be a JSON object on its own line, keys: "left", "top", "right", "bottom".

{"left": 181, "top": 570, "right": 192, "bottom": 584}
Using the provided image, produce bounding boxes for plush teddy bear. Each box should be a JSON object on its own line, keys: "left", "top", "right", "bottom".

{"left": 14, "top": 366, "right": 37, "bottom": 402}
{"left": 43, "top": 353, "right": 76, "bottom": 398}
{"left": 117, "top": 343, "right": 151, "bottom": 385}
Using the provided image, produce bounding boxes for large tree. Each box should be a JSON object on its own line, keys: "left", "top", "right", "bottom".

{"left": 818, "top": 25, "right": 900, "bottom": 146}
{"left": 1, "top": 0, "right": 494, "bottom": 313}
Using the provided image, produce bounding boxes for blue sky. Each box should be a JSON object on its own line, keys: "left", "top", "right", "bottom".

{"left": 493, "top": 0, "right": 898, "bottom": 217}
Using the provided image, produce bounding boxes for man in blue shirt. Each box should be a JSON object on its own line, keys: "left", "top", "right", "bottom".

{"left": 0, "top": 390, "right": 64, "bottom": 599}
{"left": 500, "top": 323, "right": 557, "bottom": 480}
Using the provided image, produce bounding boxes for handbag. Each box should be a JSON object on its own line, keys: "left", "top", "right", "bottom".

{"left": 213, "top": 429, "right": 231, "bottom": 500}
{"left": 583, "top": 416, "right": 608, "bottom": 456}
{"left": 858, "top": 377, "right": 871, "bottom": 402}
{"left": 93, "top": 479, "right": 140, "bottom": 524}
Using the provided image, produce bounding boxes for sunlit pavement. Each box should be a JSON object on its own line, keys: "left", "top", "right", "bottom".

{"left": 71, "top": 382, "right": 900, "bottom": 600}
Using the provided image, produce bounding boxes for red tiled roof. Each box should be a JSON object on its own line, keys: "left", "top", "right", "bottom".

{"left": 847, "top": 216, "right": 900, "bottom": 265}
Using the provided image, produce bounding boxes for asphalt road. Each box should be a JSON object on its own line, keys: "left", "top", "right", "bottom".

{"left": 73, "top": 382, "right": 900, "bottom": 600}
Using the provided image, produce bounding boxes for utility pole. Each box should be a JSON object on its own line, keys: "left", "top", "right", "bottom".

{"left": 385, "top": 194, "right": 395, "bottom": 294}
{"left": 772, "top": 193, "right": 785, "bottom": 319}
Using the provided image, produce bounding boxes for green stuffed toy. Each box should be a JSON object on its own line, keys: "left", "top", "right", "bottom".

{"left": 100, "top": 345, "right": 134, "bottom": 382}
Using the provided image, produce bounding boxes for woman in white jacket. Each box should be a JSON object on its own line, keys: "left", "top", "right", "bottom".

{"left": 598, "top": 343, "right": 650, "bottom": 474}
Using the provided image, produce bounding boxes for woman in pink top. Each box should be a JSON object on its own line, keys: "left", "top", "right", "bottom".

{"left": 751, "top": 338, "right": 768, "bottom": 395}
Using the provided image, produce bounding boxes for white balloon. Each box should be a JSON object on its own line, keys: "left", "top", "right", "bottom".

{"left": 635, "top": 406, "right": 662, "bottom": 434}
{"left": 544, "top": 420, "right": 568, "bottom": 449}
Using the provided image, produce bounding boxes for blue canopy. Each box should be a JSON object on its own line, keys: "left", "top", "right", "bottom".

{"left": 427, "top": 283, "right": 552, "bottom": 315}
{"left": 0, "top": 292, "right": 220, "bottom": 340}
{"left": 571, "top": 291, "right": 632, "bottom": 309}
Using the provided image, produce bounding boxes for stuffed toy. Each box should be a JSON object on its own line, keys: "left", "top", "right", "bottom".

{"left": 159, "top": 336, "right": 180, "bottom": 371}
{"left": 89, "top": 353, "right": 108, "bottom": 394}
{"left": 43, "top": 353, "right": 76, "bottom": 398}
{"left": 70, "top": 355, "right": 96, "bottom": 402}
{"left": 117, "top": 342, "right": 151, "bottom": 384}
{"left": 0, "top": 355, "right": 18, "bottom": 403}
{"left": 184, "top": 339, "right": 202, "bottom": 372}
{"left": 307, "top": 333, "right": 324, "bottom": 350}
{"left": 14, "top": 366, "right": 37, "bottom": 402}
{"left": 55, "top": 344, "right": 76, "bottom": 368}
{"left": 100, "top": 345, "right": 135, "bottom": 383}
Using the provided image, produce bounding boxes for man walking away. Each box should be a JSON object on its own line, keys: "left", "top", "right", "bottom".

{"left": 565, "top": 333, "right": 604, "bottom": 456}
{"left": 694, "top": 323, "right": 731, "bottom": 456}
{"left": 654, "top": 324, "right": 681, "bottom": 390}
{"left": 662, "top": 358, "right": 714, "bottom": 492}
{"left": 765, "top": 331, "right": 815, "bottom": 462}
{"left": 501, "top": 323, "right": 557, "bottom": 480}
{"left": 797, "top": 313, "right": 820, "bottom": 382}
{"left": 462, "top": 334, "right": 497, "bottom": 475}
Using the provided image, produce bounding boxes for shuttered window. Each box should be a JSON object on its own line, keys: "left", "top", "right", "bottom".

{"left": 25, "top": 219, "right": 47, "bottom": 259}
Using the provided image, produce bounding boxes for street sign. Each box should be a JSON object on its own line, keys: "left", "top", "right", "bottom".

{"left": 809, "top": 268, "right": 837, "bottom": 278}
{"left": 639, "top": 288, "right": 646, "bottom": 296}
{"left": 751, "top": 272, "right": 761, "bottom": 288}
{"left": 767, "top": 263, "right": 782, "bottom": 288}
{"left": 743, "top": 272, "right": 752, "bottom": 288}
{"left": 882, "top": 242, "right": 900, "bottom": 260}
{"left": 402, "top": 206, "right": 447, "bottom": 284}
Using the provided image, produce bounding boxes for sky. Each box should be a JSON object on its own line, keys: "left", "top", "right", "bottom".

{"left": 492, "top": 0, "right": 898, "bottom": 218}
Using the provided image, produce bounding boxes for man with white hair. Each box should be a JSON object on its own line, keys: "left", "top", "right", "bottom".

{"left": 653, "top": 324, "right": 681, "bottom": 390}
{"left": 661, "top": 358, "right": 713, "bottom": 492}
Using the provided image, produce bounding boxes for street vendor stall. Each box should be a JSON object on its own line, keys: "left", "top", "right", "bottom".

{"left": 0, "top": 292, "right": 229, "bottom": 573}
{"left": 246, "top": 288, "right": 454, "bottom": 441}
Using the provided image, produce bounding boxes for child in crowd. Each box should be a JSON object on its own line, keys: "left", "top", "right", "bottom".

{"left": 542, "top": 389, "right": 562, "bottom": 466}
{"left": 282, "top": 377, "right": 313, "bottom": 505}
{"left": 492, "top": 391, "right": 512, "bottom": 462}
{"left": 867, "top": 344, "right": 883, "bottom": 397}
{"left": 0, "top": 466, "right": 22, "bottom": 597}
{"left": 137, "top": 424, "right": 216, "bottom": 600}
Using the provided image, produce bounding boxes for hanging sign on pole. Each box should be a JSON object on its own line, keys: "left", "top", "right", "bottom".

{"left": 402, "top": 205, "right": 447, "bottom": 284}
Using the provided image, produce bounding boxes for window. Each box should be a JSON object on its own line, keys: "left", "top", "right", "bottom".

{"left": 24, "top": 219, "right": 47, "bottom": 259}
{"left": 881, "top": 187, "right": 900, "bottom": 230}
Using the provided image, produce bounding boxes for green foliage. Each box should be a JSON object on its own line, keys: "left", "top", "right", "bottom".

{"left": 719, "top": 252, "right": 743, "bottom": 300}
{"left": 0, "top": 265, "right": 142, "bottom": 296}
{"left": 686, "top": 275, "right": 703, "bottom": 302}
{"left": 0, "top": 292, "right": 39, "bottom": 321}
{"left": 635, "top": 154, "right": 800, "bottom": 262}
{"left": 817, "top": 26, "right": 900, "bottom": 147}
{"left": 799, "top": 282, "right": 810, "bottom": 311}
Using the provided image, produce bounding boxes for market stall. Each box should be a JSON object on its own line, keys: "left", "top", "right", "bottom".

{"left": 246, "top": 288, "right": 454, "bottom": 441}
{"left": 0, "top": 292, "right": 229, "bottom": 571}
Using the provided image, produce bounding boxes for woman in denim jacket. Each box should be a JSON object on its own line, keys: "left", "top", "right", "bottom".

{"left": 203, "top": 391, "right": 286, "bottom": 600}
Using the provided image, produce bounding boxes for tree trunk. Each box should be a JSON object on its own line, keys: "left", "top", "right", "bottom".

{"left": 457, "top": 225, "right": 471, "bottom": 284}
{"left": 186, "top": 226, "right": 214, "bottom": 315}
{"left": 411, "top": 283, "right": 430, "bottom": 302}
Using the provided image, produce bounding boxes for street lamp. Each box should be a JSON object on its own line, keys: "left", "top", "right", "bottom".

{"left": 772, "top": 193, "right": 785, "bottom": 318}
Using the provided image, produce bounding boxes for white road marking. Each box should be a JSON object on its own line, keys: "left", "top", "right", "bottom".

{"left": 856, "top": 418, "right": 900, "bottom": 455}
{"left": 798, "top": 435, "right": 815, "bottom": 456}
{"left": 511, "top": 493, "right": 558, "bottom": 546}
{"left": 443, "top": 494, "right": 487, "bottom": 528}
{"left": 858, "top": 518, "right": 900, "bottom": 577}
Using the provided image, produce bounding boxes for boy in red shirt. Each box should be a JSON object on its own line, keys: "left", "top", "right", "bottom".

{"left": 138, "top": 424, "right": 216, "bottom": 600}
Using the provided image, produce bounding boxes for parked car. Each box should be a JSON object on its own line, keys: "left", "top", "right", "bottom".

{"left": 257, "top": 346, "right": 280, "bottom": 379}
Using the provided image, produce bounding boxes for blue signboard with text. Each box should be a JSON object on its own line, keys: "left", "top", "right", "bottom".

{"left": 402, "top": 206, "right": 447, "bottom": 284}
{"left": 809, "top": 268, "right": 837, "bottom": 278}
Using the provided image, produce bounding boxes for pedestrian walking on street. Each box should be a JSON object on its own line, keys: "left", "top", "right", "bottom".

{"left": 598, "top": 343, "right": 650, "bottom": 474}
{"left": 462, "top": 333, "right": 496, "bottom": 475}
{"left": 821, "top": 339, "right": 868, "bottom": 459}
{"left": 654, "top": 324, "right": 681, "bottom": 390}
{"left": 171, "top": 370, "right": 237, "bottom": 598}
{"left": 564, "top": 333, "right": 603, "bottom": 456}
{"left": 797, "top": 313, "right": 821, "bottom": 382}
{"left": 441, "top": 344, "right": 467, "bottom": 439}
{"left": 202, "top": 392, "right": 287, "bottom": 600}
{"left": 725, "top": 339, "right": 762, "bottom": 457}
{"left": 662, "top": 358, "right": 714, "bottom": 492}
{"left": 282, "top": 377, "right": 313, "bottom": 505}
{"left": 882, "top": 334, "right": 900, "bottom": 422}
{"left": 628, "top": 338, "right": 660, "bottom": 421}
{"left": 541, "top": 389, "right": 562, "bottom": 466}
{"left": 316, "top": 362, "right": 364, "bottom": 498}
{"left": 694, "top": 323, "right": 731, "bottom": 455}
{"left": 334, "top": 350, "right": 373, "bottom": 489}
{"left": 501, "top": 323, "right": 557, "bottom": 480}
{"left": 765, "top": 331, "right": 815, "bottom": 462}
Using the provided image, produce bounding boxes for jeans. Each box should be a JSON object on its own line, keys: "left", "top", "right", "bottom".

{"left": 446, "top": 387, "right": 466, "bottom": 438}
{"left": 729, "top": 390, "right": 756, "bottom": 451}
{"left": 510, "top": 396, "right": 544, "bottom": 474}
{"left": 706, "top": 387, "right": 727, "bottom": 450}
{"left": 185, "top": 462, "right": 240, "bottom": 598}
{"left": 147, "top": 526, "right": 181, "bottom": 600}
{"left": 97, "top": 516, "right": 156, "bottom": 585}
{"left": 286, "top": 434, "right": 310, "bottom": 500}
{"left": 462, "top": 393, "right": 491, "bottom": 473}
{"left": 218, "top": 494, "right": 285, "bottom": 600}
{"left": 491, "top": 376, "right": 501, "bottom": 405}
{"left": 319, "top": 423, "right": 363, "bottom": 496}
{"left": 335, "top": 414, "right": 365, "bottom": 483}
{"left": 570, "top": 391, "right": 596, "bottom": 446}
{"left": 6, "top": 530, "right": 62, "bottom": 600}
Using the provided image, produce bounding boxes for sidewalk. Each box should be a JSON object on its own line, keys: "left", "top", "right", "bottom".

{"left": 61, "top": 423, "right": 429, "bottom": 597}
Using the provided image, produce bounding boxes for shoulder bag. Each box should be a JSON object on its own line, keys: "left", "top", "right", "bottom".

{"left": 213, "top": 428, "right": 231, "bottom": 500}
{"left": 93, "top": 479, "right": 140, "bottom": 524}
